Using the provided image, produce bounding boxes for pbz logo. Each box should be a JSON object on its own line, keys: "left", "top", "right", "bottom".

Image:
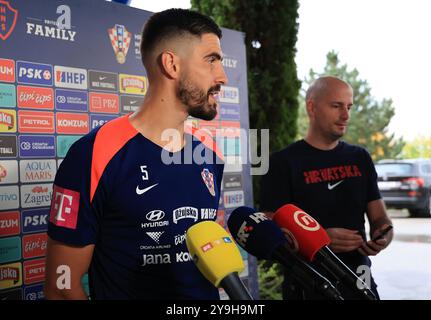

{"left": 17, "top": 61, "right": 53, "bottom": 86}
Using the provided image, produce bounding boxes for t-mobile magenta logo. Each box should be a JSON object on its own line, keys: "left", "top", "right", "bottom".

{"left": 49, "top": 185, "right": 80, "bottom": 229}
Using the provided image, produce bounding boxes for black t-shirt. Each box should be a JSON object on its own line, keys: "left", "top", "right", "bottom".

{"left": 260, "top": 139, "right": 381, "bottom": 296}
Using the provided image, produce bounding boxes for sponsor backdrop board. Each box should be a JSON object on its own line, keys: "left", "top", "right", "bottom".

{"left": 0, "top": 0, "right": 257, "bottom": 299}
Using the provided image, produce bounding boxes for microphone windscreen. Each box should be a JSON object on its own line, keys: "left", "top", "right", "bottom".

{"left": 186, "top": 221, "right": 244, "bottom": 287}
{"left": 274, "top": 204, "right": 330, "bottom": 261}
{"left": 227, "top": 206, "right": 286, "bottom": 259}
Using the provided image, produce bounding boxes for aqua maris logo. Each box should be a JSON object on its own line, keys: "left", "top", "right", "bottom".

{"left": 26, "top": 5, "right": 76, "bottom": 42}
{"left": 108, "top": 24, "right": 132, "bottom": 64}
{"left": 173, "top": 206, "right": 198, "bottom": 224}
{"left": 201, "top": 168, "right": 216, "bottom": 196}
{"left": 19, "top": 159, "right": 56, "bottom": 183}
{"left": 0, "top": 1, "right": 18, "bottom": 41}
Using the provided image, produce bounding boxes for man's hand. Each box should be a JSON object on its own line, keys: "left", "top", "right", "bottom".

{"left": 326, "top": 227, "right": 364, "bottom": 253}
{"left": 358, "top": 224, "right": 392, "bottom": 256}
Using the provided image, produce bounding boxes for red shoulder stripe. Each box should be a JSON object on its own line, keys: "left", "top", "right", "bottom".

{"left": 91, "top": 115, "right": 137, "bottom": 202}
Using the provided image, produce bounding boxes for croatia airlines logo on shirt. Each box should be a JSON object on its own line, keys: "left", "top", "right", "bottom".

{"left": 49, "top": 185, "right": 79, "bottom": 229}
{"left": 201, "top": 168, "right": 215, "bottom": 197}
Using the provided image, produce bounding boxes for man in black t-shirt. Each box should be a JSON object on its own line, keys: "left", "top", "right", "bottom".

{"left": 260, "top": 76, "right": 393, "bottom": 300}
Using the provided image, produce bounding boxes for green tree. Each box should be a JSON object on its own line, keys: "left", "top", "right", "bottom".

{"left": 192, "top": 0, "right": 300, "bottom": 300}
{"left": 402, "top": 136, "right": 431, "bottom": 158}
{"left": 297, "top": 51, "right": 405, "bottom": 161}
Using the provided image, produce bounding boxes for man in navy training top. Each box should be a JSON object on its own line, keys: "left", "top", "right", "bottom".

{"left": 44, "top": 9, "right": 228, "bottom": 300}
{"left": 260, "top": 76, "right": 394, "bottom": 300}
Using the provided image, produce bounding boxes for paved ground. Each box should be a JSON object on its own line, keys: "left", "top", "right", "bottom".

{"left": 369, "top": 209, "right": 431, "bottom": 300}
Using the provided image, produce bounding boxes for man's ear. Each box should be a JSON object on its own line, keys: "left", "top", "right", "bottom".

{"left": 305, "top": 99, "right": 315, "bottom": 119}
{"left": 159, "top": 51, "right": 180, "bottom": 79}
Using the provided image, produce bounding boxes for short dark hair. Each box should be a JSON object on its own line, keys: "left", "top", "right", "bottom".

{"left": 140, "top": 9, "right": 222, "bottom": 68}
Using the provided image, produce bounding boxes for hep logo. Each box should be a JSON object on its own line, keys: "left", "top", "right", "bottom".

{"left": 49, "top": 185, "right": 79, "bottom": 229}
{"left": 293, "top": 211, "right": 320, "bottom": 231}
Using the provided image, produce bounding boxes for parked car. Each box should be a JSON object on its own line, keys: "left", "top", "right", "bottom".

{"left": 375, "top": 158, "right": 431, "bottom": 217}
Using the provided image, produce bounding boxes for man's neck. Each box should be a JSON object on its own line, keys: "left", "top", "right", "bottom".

{"left": 129, "top": 89, "right": 188, "bottom": 152}
{"left": 304, "top": 132, "right": 340, "bottom": 151}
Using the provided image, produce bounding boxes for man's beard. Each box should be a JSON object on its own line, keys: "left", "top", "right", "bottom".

{"left": 178, "top": 77, "right": 220, "bottom": 121}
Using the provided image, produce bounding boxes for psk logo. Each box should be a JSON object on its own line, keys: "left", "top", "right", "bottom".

{"left": 108, "top": 24, "right": 131, "bottom": 64}
{"left": 201, "top": 168, "right": 215, "bottom": 197}
{"left": 0, "top": 1, "right": 18, "bottom": 41}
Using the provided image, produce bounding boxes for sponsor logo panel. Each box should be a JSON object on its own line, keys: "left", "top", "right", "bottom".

{"left": 0, "top": 58, "right": 15, "bottom": 83}
{"left": 19, "top": 135, "right": 56, "bottom": 158}
{"left": 198, "top": 121, "right": 219, "bottom": 137}
{"left": 16, "top": 61, "right": 53, "bottom": 86}
{"left": 0, "top": 83, "right": 16, "bottom": 108}
{"left": 0, "top": 160, "right": 18, "bottom": 184}
{"left": 19, "top": 159, "right": 56, "bottom": 183}
{"left": 56, "top": 112, "right": 89, "bottom": 134}
{"left": 22, "top": 233, "right": 47, "bottom": 259}
{"left": 17, "top": 85, "right": 54, "bottom": 110}
{"left": 223, "top": 190, "right": 245, "bottom": 208}
{"left": 0, "top": 287, "right": 22, "bottom": 300}
{"left": 219, "top": 121, "right": 241, "bottom": 137}
{"left": 219, "top": 86, "right": 239, "bottom": 104}
{"left": 119, "top": 74, "right": 147, "bottom": 95}
{"left": 55, "top": 89, "right": 88, "bottom": 112}
{"left": 0, "top": 185, "right": 19, "bottom": 210}
{"left": 22, "top": 208, "right": 49, "bottom": 234}
{"left": 54, "top": 66, "right": 87, "bottom": 90}
{"left": 0, "top": 262, "right": 22, "bottom": 290}
{"left": 0, "top": 135, "right": 17, "bottom": 158}
{"left": 90, "top": 114, "right": 116, "bottom": 130}
{"left": 0, "top": 109, "right": 16, "bottom": 133}
{"left": 220, "top": 104, "right": 240, "bottom": 121}
{"left": 23, "top": 258, "right": 45, "bottom": 285}
{"left": 120, "top": 95, "right": 144, "bottom": 113}
{"left": 20, "top": 183, "right": 53, "bottom": 208}
{"left": 223, "top": 155, "right": 243, "bottom": 173}
{"left": 0, "top": 236, "right": 21, "bottom": 264}
{"left": 88, "top": 70, "right": 118, "bottom": 92}
{"left": 56, "top": 135, "right": 81, "bottom": 158}
{"left": 24, "top": 283, "right": 44, "bottom": 300}
{"left": 89, "top": 92, "right": 119, "bottom": 114}
{"left": 223, "top": 173, "right": 243, "bottom": 190}
{"left": 0, "top": 211, "right": 20, "bottom": 237}
{"left": 18, "top": 110, "right": 54, "bottom": 134}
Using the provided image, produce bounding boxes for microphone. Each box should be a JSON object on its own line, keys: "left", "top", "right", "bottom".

{"left": 227, "top": 206, "right": 344, "bottom": 300}
{"left": 273, "top": 204, "right": 377, "bottom": 300}
{"left": 186, "top": 221, "right": 253, "bottom": 300}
